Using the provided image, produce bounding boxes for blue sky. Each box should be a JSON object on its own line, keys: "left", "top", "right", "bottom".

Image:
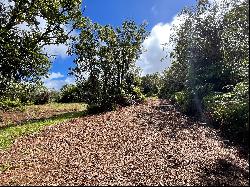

{"left": 44, "top": 0, "right": 196, "bottom": 90}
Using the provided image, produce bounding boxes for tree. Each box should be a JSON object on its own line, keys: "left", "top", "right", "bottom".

{"left": 0, "top": 0, "right": 83, "bottom": 96}
{"left": 221, "top": 0, "right": 249, "bottom": 84}
{"left": 160, "top": 60, "right": 187, "bottom": 99}
{"left": 70, "top": 19, "right": 148, "bottom": 110}
{"left": 162, "top": 0, "right": 232, "bottom": 113}
{"left": 159, "top": 8, "right": 191, "bottom": 99}
{"left": 161, "top": 0, "right": 249, "bottom": 144}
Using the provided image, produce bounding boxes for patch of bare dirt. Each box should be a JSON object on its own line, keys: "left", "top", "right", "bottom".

{"left": 0, "top": 99, "right": 248, "bottom": 185}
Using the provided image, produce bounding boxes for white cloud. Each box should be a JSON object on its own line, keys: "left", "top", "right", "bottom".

{"left": 47, "top": 72, "right": 64, "bottom": 80}
{"left": 136, "top": 15, "right": 186, "bottom": 76}
{"left": 64, "top": 77, "right": 75, "bottom": 85}
{"left": 43, "top": 43, "right": 69, "bottom": 60}
{"left": 43, "top": 78, "right": 75, "bottom": 91}
{"left": 136, "top": 0, "right": 245, "bottom": 76}
{"left": 42, "top": 72, "right": 75, "bottom": 91}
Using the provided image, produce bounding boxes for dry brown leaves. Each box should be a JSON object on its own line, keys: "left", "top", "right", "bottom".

{"left": 0, "top": 99, "right": 248, "bottom": 186}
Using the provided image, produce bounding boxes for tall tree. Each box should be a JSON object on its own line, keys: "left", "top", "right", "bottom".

{"left": 70, "top": 19, "right": 148, "bottom": 110}
{"left": 161, "top": 0, "right": 249, "bottom": 143}
{"left": 0, "top": 0, "right": 83, "bottom": 96}
{"left": 221, "top": 0, "right": 249, "bottom": 85}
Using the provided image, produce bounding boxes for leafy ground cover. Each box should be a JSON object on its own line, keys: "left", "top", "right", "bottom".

{"left": 0, "top": 99, "right": 248, "bottom": 185}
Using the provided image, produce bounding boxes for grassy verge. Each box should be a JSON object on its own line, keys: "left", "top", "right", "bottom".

{"left": 0, "top": 104, "right": 87, "bottom": 150}
{"left": 0, "top": 102, "right": 85, "bottom": 127}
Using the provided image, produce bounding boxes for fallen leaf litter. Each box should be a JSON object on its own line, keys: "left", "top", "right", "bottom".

{"left": 0, "top": 99, "right": 248, "bottom": 185}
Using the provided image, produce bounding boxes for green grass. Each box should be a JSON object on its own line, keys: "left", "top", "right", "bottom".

{"left": 0, "top": 107, "right": 87, "bottom": 150}
{"left": 25, "top": 102, "right": 85, "bottom": 112}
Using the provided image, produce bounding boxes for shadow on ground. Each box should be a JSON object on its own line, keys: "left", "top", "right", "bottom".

{"left": 136, "top": 99, "right": 249, "bottom": 186}
{"left": 199, "top": 158, "right": 249, "bottom": 186}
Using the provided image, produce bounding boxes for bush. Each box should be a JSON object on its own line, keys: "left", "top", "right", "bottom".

{"left": 0, "top": 81, "right": 35, "bottom": 105}
{"left": 159, "top": 61, "right": 187, "bottom": 99}
{"left": 58, "top": 84, "right": 81, "bottom": 103}
{"left": 87, "top": 104, "right": 105, "bottom": 114}
{"left": 49, "top": 90, "right": 60, "bottom": 103}
{"left": 203, "top": 82, "right": 249, "bottom": 144}
{"left": 132, "top": 87, "right": 146, "bottom": 102}
{"left": 172, "top": 91, "right": 200, "bottom": 116}
{"left": 140, "top": 73, "right": 163, "bottom": 97}
{"left": 0, "top": 97, "right": 24, "bottom": 111}
{"left": 113, "top": 87, "right": 145, "bottom": 107}
{"left": 0, "top": 80, "right": 42, "bottom": 110}
{"left": 34, "top": 91, "right": 51, "bottom": 105}
{"left": 87, "top": 103, "right": 117, "bottom": 114}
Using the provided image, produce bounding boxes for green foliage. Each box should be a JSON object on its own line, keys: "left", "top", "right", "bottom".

{"left": 28, "top": 81, "right": 51, "bottom": 105}
{"left": 160, "top": 60, "right": 187, "bottom": 99}
{"left": 0, "top": 0, "right": 83, "bottom": 98}
{"left": 49, "top": 90, "right": 61, "bottom": 103}
{"left": 221, "top": 0, "right": 249, "bottom": 83}
{"left": 141, "top": 72, "right": 163, "bottom": 97}
{"left": 0, "top": 97, "right": 24, "bottom": 111}
{"left": 173, "top": 91, "right": 186, "bottom": 107}
{"left": 121, "top": 86, "right": 146, "bottom": 106}
{"left": 87, "top": 104, "right": 112, "bottom": 114}
{"left": 34, "top": 91, "right": 51, "bottom": 105}
{"left": 132, "top": 87, "right": 144, "bottom": 99}
{"left": 0, "top": 80, "right": 31, "bottom": 103}
{"left": 0, "top": 80, "right": 60, "bottom": 107}
{"left": 172, "top": 91, "right": 197, "bottom": 115}
{"left": 203, "top": 82, "right": 249, "bottom": 143}
{"left": 161, "top": 0, "right": 249, "bottom": 144}
{"left": 0, "top": 80, "right": 48, "bottom": 109}
{"left": 58, "top": 84, "right": 81, "bottom": 103}
{"left": 71, "top": 19, "right": 148, "bottom": 111}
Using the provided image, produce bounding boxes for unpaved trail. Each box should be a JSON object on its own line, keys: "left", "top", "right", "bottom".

{"left": 0, "top": 99, "right": 248, "bottom": 185}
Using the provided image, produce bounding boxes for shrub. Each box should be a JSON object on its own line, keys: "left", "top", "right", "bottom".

{"left": 132, "top": 87, "right": 146, "bottom": 102}
{"left": 49, "top": 90, "right": 61, "bottom": 103}
{"left": 58, "top": 84, "right": 81, "bottom": 103}
{"left": 87, "top": 104, "right": 104, "bottom": 114}
{"left": 34, "top": 91, "right": 51, "bottom": 105}
{"left": 87, "top": 103, "right": 117, "bottom": 114}
{"left": 203, "top": 82, "right": 249, "bottom": 144}
{"left": 140, "top": 73, "right": 163, "bottom": 97}
{"left": 0, "top": 97, "right": 24, "bottom": 111}
{"left": 172, "top": 91, "right": 200, "bottom": 116}
{"left": 113, "top": 87, "right": 145, "bottom": 108}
